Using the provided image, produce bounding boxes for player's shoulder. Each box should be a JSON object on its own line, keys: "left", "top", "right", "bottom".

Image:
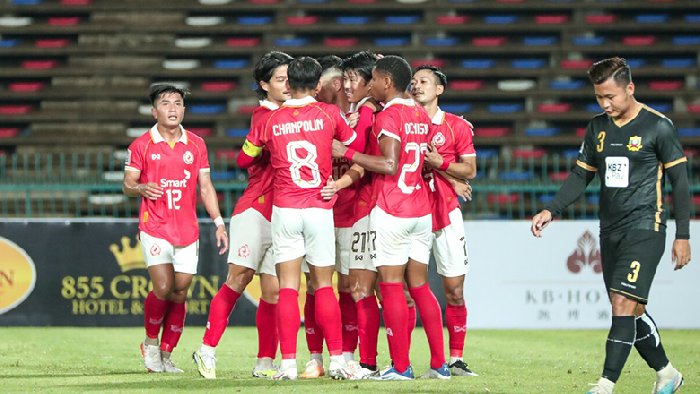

{"left": 129, "top": 129, "right": 153, "bottom": 149}
{"left": 640, "top": 104, "right": 675, "bottom": 132}
{"left": 444, "top": 112, "right": 473, "bottom": 129}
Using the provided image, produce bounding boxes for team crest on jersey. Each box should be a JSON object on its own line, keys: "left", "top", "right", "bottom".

{"left": 183, "top": 151, "right": 194, "bottom": 164}
{"left": 432, "top": 132, "right": 446, "bottom": 147}
{"left": 627, "top": 136, "right": 643, "bottom": 152}
{"left": 238, "top": 244, "right": 250, "bottom": 258}
{"left": 150, "top": 244, "right": 161, "bottom": 257}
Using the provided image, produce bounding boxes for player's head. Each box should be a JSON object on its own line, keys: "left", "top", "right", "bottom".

{"left": 587, "top": 57, "right": 636, "bottom": 119}
{"left": 254, "top": 51, "right": 293, "bottom": 103}
{"left": 287, "top": 56, "right": 323, "bottom": 93}
{"left": 149, "top": 84, "right": 188, "bottom": 128}
{"left": 341, "top": 51, "right": 378, "bottom": 104}
{"left": 369, "top": 55, "right": 412, "bottom": 102}
{"left": 411, "top": 65, "right": 446, "bottom": 106}
{"left": 316, "top": 55, "right": 343, "bottom": 104}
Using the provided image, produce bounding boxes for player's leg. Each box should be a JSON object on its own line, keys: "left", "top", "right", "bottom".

{"left": 336, "top": 227, "right": 358, "bottom": 363}
{"left": 253, "top": 269, "right": 280, "bottom": 378}
{"left": 351, "top": 268, "right": 379, "bottom": 374}
{"left": 300, "top": 268, "right": 326, "bottom": 379}
{"left": 635, "top": 306, "right": 684, "bottom": 394}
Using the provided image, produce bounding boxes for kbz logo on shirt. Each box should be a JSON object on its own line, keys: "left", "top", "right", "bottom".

{"left": 160, "top": 170, "right": 190, "bottom": 210}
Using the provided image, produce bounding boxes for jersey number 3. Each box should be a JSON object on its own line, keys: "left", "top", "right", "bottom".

{"left": 287, "top": 140, "right": 321, "bottom": 188}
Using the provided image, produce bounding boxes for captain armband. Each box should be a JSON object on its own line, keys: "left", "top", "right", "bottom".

{"left": 241, "top": 140, "right": 263, "bottom": 158}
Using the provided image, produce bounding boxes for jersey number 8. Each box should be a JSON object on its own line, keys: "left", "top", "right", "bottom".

{"left": 286, "top": 140, "right": 321, "bottom": 188}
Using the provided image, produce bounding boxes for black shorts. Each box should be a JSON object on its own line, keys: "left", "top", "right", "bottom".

{"left": 600, "top": 230, "right": 666, "bottom": 304}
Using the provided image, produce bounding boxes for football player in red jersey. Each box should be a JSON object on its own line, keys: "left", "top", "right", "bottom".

{"left": 333, "top": 56, "right": 448, "bottom": 380}
{"left": 192, "top": 51, "right": 293, "bottom": 380}
{"left": 123, "top": 84, "right": 228, "bottom": 374}
{"left": 242, "top": 56, "right": 364, "bottom": 380}
{"left": 412, "top": 65, "right": 478, "bottom": 377}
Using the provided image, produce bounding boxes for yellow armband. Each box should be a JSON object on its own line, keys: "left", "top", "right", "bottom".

{"left": 242, "top": 140, "right": 263, "bottom": 158}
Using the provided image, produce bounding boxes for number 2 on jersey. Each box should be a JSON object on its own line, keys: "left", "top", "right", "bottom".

{"left": 398, "top": 142, "right": 428, "bottom": 194}
{"left": 286, "top": 140, "right": 321, "bottom": 188}
{"left": 166, "top": 189, "right": 182, "bottom": 210}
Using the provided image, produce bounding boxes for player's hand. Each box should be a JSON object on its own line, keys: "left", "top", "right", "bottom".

{"left": 321, "top": 176, "right": 339, "bottom": 200}
{"left": 452, "top": 179, "right": 472, "bottom": 201}
{"left": 332, "top": 139, "right": 347, "bottom": 159}
{"left": 531, "top": 210, "right": 552, "bottom": 238}
{"left": 347, "top": 112, "right": 359, "bottom": 128}
{"left": 215, "top": 225, "right": 229, "bottom": 255}
{"left": 140, "top": 182, "right": 163, "bottom": 200}
{"left": 424, "top": 142, "right": 444, "bottom": 169}
{"left": 672, "top": 239, "right": 691, "bottom": 270}
{"left": 361, "top": 99, "right": 379, "bottom": 113}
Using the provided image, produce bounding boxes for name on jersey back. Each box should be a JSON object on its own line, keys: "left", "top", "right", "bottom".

{"left": 272, "top": 119, "right": 324, "bottom": 136}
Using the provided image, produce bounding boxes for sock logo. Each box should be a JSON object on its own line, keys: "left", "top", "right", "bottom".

{"left": 453, "top": 325, "right": 467, "bottom": 333}
{"left": 386, "top": 328, "right": 393, "bottom": 337}
{"left": 306, "top": 327, "right": 316, "bottom": 335}
{"left": 343, "top": 324, "right": 359, "bottom": 332}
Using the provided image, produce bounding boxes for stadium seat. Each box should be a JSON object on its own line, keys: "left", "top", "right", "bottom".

{"left": 185, "top": 16, "right": 225, "bottom": 26}
{"left": 189, "top": 104, "right": 226, "bottom": 115}
{"left": 499, "top": 171, "right": 534, "bottom": 182}
{"left": 59, "top": 0, "right": 92, "bottom": 4}
{"left": 11, "top": 0, "right": 42, "bottom": 5}
{"left": 460, "top": 59, "right": 495, "bottom": 69}
{"left": 424, "top": 37, "right": 458, "bottom": 46}
{"left": 410, "top": 58, "right": 447, "bottom": 68}
{"left": 537, "top": 103, "right": 571, "bottom": 113}
{"left": 635, "top": 14, "right": 668, "bottom": 23}
{"left": 337, "top": 16, "right": 370, "bottom": 25}
{"left": 210, "top": 171, "right": 238, "bottom": 181}
{"left": 687, "top": 104, "right": 700, "bottom": 113}
{"left": 550, "top": 79, "right": 585, "bottom": 90}
{"left": 226, "top": 37, "right": 261, "bottom": 47}
{"left": 47, "top": 17, "right": 80, "bottom": 26}
{"left": 0, "top": 39, "right": 20, "bottom": 48}
{"left": 237, "top": 16, "right": 273, "bottom": 25}
{"left": 214, "top": 59, "right": 249, "bottom": 69}
{"left": 248, "top": 0, "right": 279, "bottom": 4}
{"left": 484, "top": 15, "right": 518, "bottom": 24}
{"left": 175, "top": 38, "right": 211, "bottom": 48}
{"left": 522, "top": 36, "right": 557, "bottom": 46}
{"left": 215, "top": 149, "right": 238, "bottom": 160}
{"left": 477, "top": 127, "right": 511, "bottom": 137}
{"left": 538, "top": 194, "right": 556, "bottom": 204}
{"left": 548, "top": 172, "right": 569, "bottom": 181}
{"left": 35, "top": 39, "right": 70, "bottom": 48}
{"left": 163, "top": 59, "right": 200, "bottom": 70}
{"left": 472, "top": 37, "right": 507, "bottom": 46}
{"left": 0, "top": 128, "right": 20, "bottom": 138}
{"left": 585, "top": 14, "right": 616, "bottom": 24}
{"left": 646, "top": 103, "right": 671, "bottom": 113}
{"left": 586, "top": 103, "right": 603, "bottom": 112}
{"left": 199, "top": 0, "right": 232, "bottom": 4}
{"left": 275, "top": 37, "right": 310, "bottom": 47}
{"left": 625, "top": 58, "right": 647, "bottom": 68}
{"left": 560, "top": 59, "right": 593, "bottom": 69}
{"left": 673, "top": 35, "right": 700, "bottom": 45}
{"left": 347, "top": 0, "right": 376, "bottom": 3}
{"left": 575, "top": 127, "right": 587, "bottom": 137}
{"left": 534, "top": 15, "right": 569, "bottom": 24}
{"left": 661, "top": 58, "right": 696, "bottom": 68}
{"left": 298, "top": 0, "right": 328, "bottom": 3}
{"left": 9, "top": 82, "right": 45, "bottom": 92}
{"left": 488, "top": 103, "right": 523, "bottom": 113}
{"left": 648, "top": 81, "right": 683, "bottom": 90}
{"left": 374, "top": 37, "right": 410, "bottom": 46}
{"left": 678, "top": 128, "right": 700, "bottom": 137}
{"left": 440, "top": 103, "right": 472, "bottom": 113}
{"left": 497, "top": 80, "right": 535, "bottom": 91}
{"left": 511, "top": 59, "right": 546, "bottom": 69}
{"left": 324, "top": 37, "right": 358, "bottom": 47}
{"left": 0, "top": 105, "right": 33, "bottom": 115}
{"left": 227, "top": 128, "right": 249, "bottom": 138}
{"left": 385, "top": 16, "right": 420, "bottom": 24}
{"left": 200, "top": 81, "right": 237, "bottom": 92}
{"left": 187, "top": 127, "right": 213, "bottom": 137}
{"left": 512, "top": 148, "right": 546, "bottom": 159}
{"left": 622, "top": 35, "right": 656, "bottom": 46}
{"left": 436, "top": 15, "right": 468, "bottom": 25}
{"left": 487, "top": 193, "right": 519, "bottom": 204}
{"left": 572, "top": 35, "right": 605, "bottom": 46}
{"left": 449, "top": 80, "right": 483, "bottom": 91}
{"left": 238, "top": 105, "right": 257, "bottom": 115}
{"left": 286, "top": 16, "right": 319, "bottom": 25}
{"left": 524, "top": 127, "right": 561, "bottom": 137}
{"left": 0, "top": 16, "right": 33, "bottom": 26}
{"left": 685, "top": 14, "right": 700, "bottom": 23}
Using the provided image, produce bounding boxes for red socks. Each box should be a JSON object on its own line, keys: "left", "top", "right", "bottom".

{"left": 256, "top": 299, "right": 278, "bottom": 359}
{"left": 379, "top": 282, "right": 410, "bottom": 372}
{"left": 314, "top": 286, "right": 343, "bottom": 356}
{"left": 446, "top": 303, "right": 468, "bottom": 358}
{"left": 144, "top": 291, "right": 168, "bottom": 339}
{"left": 160, "top": 301, "right": 186, "bottom": 352}
{"left": 202, "top": 284, "right": 241, "bottom": 347}
{"left": 409, "top": 283, "right": 446, "bottom": 369}
{"left": 339, "top": 291, "right": 358, "bottom": 354}
{"left": 357, "top": 296, "right": 380, "bottom": 366}
{"left": 278, "top": 288, "right": 300, "bottom": 359}
{"left": 304, "top": 293, "right": 324, "bottom": 354}
{"left": 407, "top": 304, "right": 417, "bottom": 349}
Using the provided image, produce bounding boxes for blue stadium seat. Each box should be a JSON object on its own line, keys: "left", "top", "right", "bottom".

{"left": 214, "top": 59, "right": 250, "bottom": 69}
{"left": 524, "top": 127, "right": 560, "bottom": 137}
{"left": 625, "top": 58, "right": 647, "bottom": 68}
{"left": 522, "top": 36, "right": 558, "bottom": 46}
{"left": 586, "top": 103, "right": 603, "bottom": 113}
{"left": 210, "top": 171, "right": 238, "bottom": 181}
{"left": 227, "top": 128, "right": 250, "bottom": 137}
{"left": 274, "top": 37, "right": 309, "bottom": 46}
{"left": 11, "top": 0, "right": 42, "bottom": 4}
{"left": 511, "top": 59, "right": 546, "bottom": 69}
{"left": 440, "top": 103, "right": 472, "bottom": 113}
{"left": 189, "top": 104, "right": 226, "bottom": 115}
{"left": 550, "top": 79, "right": 585, "bottom": 90}
{"left": 374, "top": 36, "right": 410, "bottom": 46}
{"left": 635, "top": 14, "right": 668, "bottom": 23}
{"left": 646, "top": 103, "right": 671, "bottom": 113}
{"left": 337, "top": 16, "right": 370, "bottom": 25}
{"left": 572, "top": 35, "right": 605, "bottom": 46}
{"left": 477, "top": 148, "right": 499, "bottom": 159}
{"left": 586, "top": 194, "right": 600, "bottom": 205}
{"left": 563, "top": 149, "right": 581, "bottom": 159}
{"left": 538, "top": 194, "right": 556, "bottom": 204}
{"left": 461, "top": 59, "right": 495, "bottom": 69}
{"left": 0, "top": 39, "right": 20, "bottom": 48}
{"left": 673, "top": 35, "right": 700, "bottom": 45}
{"left": 237, "top": 16, "right": 272, "bottom": 25}
{"left": 385, "top": 15, "right": 420, "bottom": 24}
{"left": 488, "top": 103, "right": 523, "bottom": 113}
{"left": 499, "top": 171, "right": 534, "bottom": 182}
{"left": 661, "top": 58, "right": 696, "bottom": 68}
{"left": 424, "top": 37, "right": 458, "bottom": 46}
{"left": 685, "top": 14, "right": 700, "bottom": 23}
{"left": 298, "top": 0, "right": 327, "bottom": 3}
{"left": 678, "top": 128, "right": 700, "bottom": 137}
{"left": 484, "top": 15, "right": 518, "bottom": 24}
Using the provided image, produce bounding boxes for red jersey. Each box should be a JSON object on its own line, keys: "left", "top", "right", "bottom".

{"left": 333, "top": 98, "right": 375, "bottom": 227}
{"left": 233, "top": 100, "right": 277, "bottom": 221}
{"left": 126, "top": 125, "right": 210, "bottom": 245}
{"left": 249, "top": 96, "right": 357, "bottom": 209}
{"left": 373, "top": 98, "right": 433, "bottom": 218}
{"left": 427, "top": 109, "right": 476, "bottom": 231}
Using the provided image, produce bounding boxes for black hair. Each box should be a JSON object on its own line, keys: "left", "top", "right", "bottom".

{"left": 253, "top": 51, "right": 294, "bottom": 100}
{"left": 340, "top": 51, "right": 378, "bottom": 81}
{"left": 317, "top": 55, "right": 342, "bottom": 72}
{"left": 287, "top": 56, "right": 322, "bottom": 91}
{"left": 374, "top": 55, "right": 413, "bottom": 92}
{"left": 149, "top": 84, "right": 188, "bottom": 107}
{"left": 587, "top": 57, "right": 632, "bottom": 86}
{"left": 414, "top": 64, "right": 447, "bottom": 87}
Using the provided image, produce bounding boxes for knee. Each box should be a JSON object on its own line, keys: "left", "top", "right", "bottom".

{"left": 610, "top": 292, "right": 637, "bottom": 316}
{"left": 351, "top": 285, "right": 374, "bottom": 302}
{"left": 151, "top": 282, "right": 173, "bottom": 300}
{"left": 225, "top": 269, "right": 254, "bottom": 293}
{"left": 445, "top": 286, "right": 464, "bottom": 306}
{"left": 261, "top": 286, "right": 279, "bottom": 304}
{"left": 169, "top": 288, "right": 187, "bottom": 303}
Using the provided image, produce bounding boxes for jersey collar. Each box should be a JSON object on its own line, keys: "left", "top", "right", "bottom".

{"left": 149, "top": 124, "right": 188, "bottom": 145}
{"left": 283, "top": 96, "right": 317, "bottom": 107}
{"left": 382, "top": 97, "right": 415, "bottom": 110}
{"left": 259, "top": 100, "right": 280, "bottom": 111}
{"left": 431, "top": 107, "right": 446, "bottom": 125}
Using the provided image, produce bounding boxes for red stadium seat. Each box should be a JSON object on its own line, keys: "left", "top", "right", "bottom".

{"left": 585, "top": 15, "right": 616, "bottom": 24}
{"left": 47, "top": 17, "right": 80, "bottom": 26}
{"left": 187, "top": 128, "right": 212, "bottom": 137}
{"left": 534, "top": 15, "right": 569, "bottom": 24}
{"left": 9, "top": 82, "right": 45, "bottom": 92}
{"left": 201, "top": 81, "right": 237, "bottom": 92}
{"left": 410, "top": 58, "right": 447, "bottom": 68}
{"left": 560, "top": 59, "right": 593, "bottom": 69}
{"left": 472, "top": 37, "right": 507, "bottom": 46}
{"left": 648, "top": 81, "right": 683, "bottom": 90}
{"left": 549, "top": 171, "right": 569, "bottom": 182}
{"left": 226, "top": 37, "right": 261, "bottom": 47}
{"left": 487, "top": 193, "right": 519, "bottom": 204}
{"left": 323, "top": 37, "right": 358, "bottom": 47}
{"left": 35, "top": 39, "right": 69, "bottom": 48}
{"left": 0, "top": 105, "right": 32, "bottom": 115}
{"left": 622, "top": 35, "right": 656, "bottom": 46}
{"left": 286, "top": 16, "right": 319, "bottom": 25}
{"left": 216, "top": 149, "right": 238, "bottom": 160}
{"left": 436, "top": 15, "right": 468, "bottom": 25}
{"left": 450, "top": 80, "right": 484, "bottom": 91}
{"left": 576, "top": 127, "right": 587, "bottom": 137}
{"left": 238, "top": 104, "right": 257, "bottom": 115}
{"left": 512, "top": 148, "right": 546, "bottom": 159}
{"left": 59, "top": 0, "right": 91, "bottom": 5}
{"left": 477, "top": 127, "right": 510, "bottom": 138}
{"left": 348, "top": 0, "right": 376, "bottom": 3}
{"left": 687, "top": 104, "right": 700, "bottom": 113}
{"left": 0, "top": 128, "right": 20, "bottom": 138}
{"left": 22, "top": 60, "right": 58, "bottom": 69}
{"left": 537, "top": 103, "right": 571, "bottom": 113}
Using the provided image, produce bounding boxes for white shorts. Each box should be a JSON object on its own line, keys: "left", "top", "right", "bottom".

{"left": 370, "top": 206, "right": 432, "bottom": 267}
{"left": 432, "top": 208, "right": 470, "bottom": 278}
{"left": 272, "top": 206, "right": 335, "bottom": 267}
{"left": 335, "top": 226, "right": 353, "bottom": 275}
{"left": 139, "top": 231, "right": 198, "bottom": 274}
{"left": 227, "top": 208, "right": 276, "bottom": 276}
{"left": 348, "top": 214, "right": 376, "bottom": 272}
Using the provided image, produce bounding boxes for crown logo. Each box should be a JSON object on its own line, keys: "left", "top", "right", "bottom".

{"left": 109, "top": 236, "right": 147, "bottom": 272}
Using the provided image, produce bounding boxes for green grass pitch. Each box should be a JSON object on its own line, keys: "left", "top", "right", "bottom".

{"left": 0, "top": 327, "right": 697, "bottom": 393}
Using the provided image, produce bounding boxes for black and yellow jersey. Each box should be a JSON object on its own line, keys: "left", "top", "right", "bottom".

{"left": 577, "top": 104, "right": 686, "bottom": 235}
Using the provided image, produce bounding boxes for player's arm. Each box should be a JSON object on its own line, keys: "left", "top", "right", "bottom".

{"left": 198, "top": 171, "right": 229, "bottom": 255}
{"left": 236, "top": 139, "right": 264, "bottom": 169}
{"left": 335, "top": 135, "right": 400, "bottom": 175}
{"left": 435, "top": 169, "right": 472, "bottom": 201}
{"left": 122, "top": 169, "right": 163, "bottom": 200}
{"left": 666, "top": 160, "right": 691, "bottom": 270}
{"left": 425, "top": 146, "right": 477, "bottom": 180}
{"left": 320, "top": 163, "right": 365, "bottom": 200}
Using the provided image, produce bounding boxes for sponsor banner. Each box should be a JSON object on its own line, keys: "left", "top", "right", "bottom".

{"left": 463, "top": 221, "right": 700, "bottom": 329}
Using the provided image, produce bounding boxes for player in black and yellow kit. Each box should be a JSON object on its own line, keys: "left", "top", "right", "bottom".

{"left": 531, "top": 57, "right": 691, "bottom": 394}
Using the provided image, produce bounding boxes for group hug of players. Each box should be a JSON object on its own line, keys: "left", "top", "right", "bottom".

{"left": 185, "top": 50, "right": 478, "bottom": 381}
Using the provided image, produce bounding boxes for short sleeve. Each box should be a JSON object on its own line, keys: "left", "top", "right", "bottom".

{"left": 197, "top": 138, "right": 211, "bottom": 172}
{"left": 376, "top": 111, "right": 400, "bottom": 141}
{"left": 453, "top": 117, "right": 476, "bottom": 157}
{"left": 125, "top": 140, "right": 144, "bottom": 172}
{"left": 333, "top": 106, "right": 357, "bottom": 145}
{"left": 655, "top": 118, "right": 686, "bottom": 169}
{"left": 576, "top": 122, "right": 598, "bottom": 172}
